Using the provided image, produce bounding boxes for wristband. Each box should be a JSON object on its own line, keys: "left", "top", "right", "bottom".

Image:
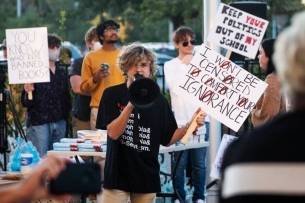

{"left": 183, "top": 123, "right": 190, "bottom": 135}
{"left": 185, "top": 122, "right": 190, "bottom": 130}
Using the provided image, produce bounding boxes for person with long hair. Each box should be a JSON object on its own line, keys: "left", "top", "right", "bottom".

{"left": 251, "top": 38, "right": 286, "bottom": 127}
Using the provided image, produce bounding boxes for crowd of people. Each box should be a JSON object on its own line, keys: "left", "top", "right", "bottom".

{"left": 2, "top": 8, "right": 305, "bottom": 203}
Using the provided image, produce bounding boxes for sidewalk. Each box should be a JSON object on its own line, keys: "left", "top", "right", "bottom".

{"left": 155, "top": 185, "right": 219, "bottom": 203}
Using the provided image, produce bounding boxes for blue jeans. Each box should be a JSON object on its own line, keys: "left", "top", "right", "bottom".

{"left": 28, "top": 119, "right": 66, "bottom": 157}
{"left": 205, "top": 122, "right": 210, "bottom": 142}
{"left": 172, "top": 137, "right": 209, "bottom": 202}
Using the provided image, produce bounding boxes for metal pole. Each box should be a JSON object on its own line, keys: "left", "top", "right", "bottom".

{"left": 272, "top": 15, "right": 277, "bottom": 38}
{"left": 203, "top": 0, "right": 222, "bottom": 188}
{"left": 17, "top": 0, "right": 21, "bottom": 18}
{"left": 168, "top": 21, "right": 173, "bottom": 43}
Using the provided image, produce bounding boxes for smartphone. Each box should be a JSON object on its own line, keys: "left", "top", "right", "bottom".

{"left": 49, "top": 163, "right": 102, "bottom": 195}
{"left": 100, "top": 63, "right": 109, "bottom": 69}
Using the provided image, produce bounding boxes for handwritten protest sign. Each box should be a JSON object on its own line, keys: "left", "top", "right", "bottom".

{"left": 172, "top": 44, "right": 268, "bottom": 132}
{"left": 210, "top": 134, "right": 238, "bottom": 179}
{"left": 207, "top": 3, "right": 269, "bottom": 59}
{"left": 6, "top": 27, "right": 49, "bottom": 84}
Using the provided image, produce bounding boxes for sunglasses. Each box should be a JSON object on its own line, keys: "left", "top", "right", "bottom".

{"left": 182, "top": 39, "right": 196, "bottom": 47}
{"left": 104, "top": 28, "right": 120, "bottom": 33}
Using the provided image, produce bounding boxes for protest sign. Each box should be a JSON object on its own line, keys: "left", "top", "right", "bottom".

{"left": 172, "top": 44, "right": 268, "bottom": 132}
{"left": 6, "top": 27, "right": 49, "bottom": 84}
{"left": 210, "top": 134, "right": 238, "bottom": 179}
{"left": 207, "top": 3, "right": 269, "bottom": 59}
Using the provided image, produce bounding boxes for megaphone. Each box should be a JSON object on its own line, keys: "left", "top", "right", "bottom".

{"left": 129, "top": 73, "right": 160, "bottom": 108}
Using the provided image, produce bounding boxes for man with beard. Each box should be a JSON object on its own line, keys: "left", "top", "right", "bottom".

{"left": 80, "top": 20, "right": 125, "bottom": 129}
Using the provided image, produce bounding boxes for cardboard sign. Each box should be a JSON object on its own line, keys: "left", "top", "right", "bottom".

{"left": 207, "top": 3, "right": 269, "bottom": 59}
{"left": 172, "top": 44, "right": 268, "bottom": 132}
{"left": 210, "top": 134, "right": 238, "bottom": 179}
{"left": 6, "top": 27, "right": 49, "bottom": 84}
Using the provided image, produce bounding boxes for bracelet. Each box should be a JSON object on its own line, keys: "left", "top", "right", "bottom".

{"left": 182, "top": 123, "right": 190, "bottom": 135}
{"left": 185, "top": 122, "right": 190, "bottom": 130}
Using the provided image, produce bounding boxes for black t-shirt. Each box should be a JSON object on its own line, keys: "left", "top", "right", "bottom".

{"left": 96, "top": 83, "right": 177, "bottom": 193}
{"left": 220, "top": 110, "right": 305, "bottom": 203}
{"left": 69, "top": 57, "right": 91, "bottom": 121}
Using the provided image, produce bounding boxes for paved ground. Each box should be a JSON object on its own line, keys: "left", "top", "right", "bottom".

{"left": 155, "top": 185, "right": 219, "bottom": 203}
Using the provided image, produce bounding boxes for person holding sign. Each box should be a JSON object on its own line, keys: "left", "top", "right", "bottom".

{"left": 164, "top": 26, "right": 208, "bottom": 203}
{"left": 21, "top": 33, "right": 72, "bottom": 157}
{"left": 80, "top": 19, "right": 125, "bottom": 130}
{"left": 96, "top": 42, "right": 206, "bottom": 203}
{"left": 251, "top": 38, "right": 286, "bottom": 127}
{"left": 220, "top": 12, "right": 305, "bottom": 202}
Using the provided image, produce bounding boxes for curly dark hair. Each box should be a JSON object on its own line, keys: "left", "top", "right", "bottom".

{"left": 96, "top": 19, "right": 120, "bottom": 45}
{"left": 48, "top": 33, "right": 62, "bottom": 48}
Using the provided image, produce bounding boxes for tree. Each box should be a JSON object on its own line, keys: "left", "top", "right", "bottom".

{"left": 75, "top": 0, "right": 203, "bottom": 43}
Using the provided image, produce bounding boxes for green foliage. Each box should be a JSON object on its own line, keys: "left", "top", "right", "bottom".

{"left": 139, "top": 0, "right": 202, "bottom": 30}
{"left": 59, "top": 11, "right": 66, "bottom": 42}
{"left": 5, "top": 84, "right": 26, "bottom": 138}
{"left": 1, "top": 0, "right": 304, "bottom": 47}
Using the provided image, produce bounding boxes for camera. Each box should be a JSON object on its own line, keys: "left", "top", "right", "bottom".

{"left": 49, "top": 163, "right": 102, "bottom": 195}
{"left": 100, "top": 63, "right": 109, "bottom": 69}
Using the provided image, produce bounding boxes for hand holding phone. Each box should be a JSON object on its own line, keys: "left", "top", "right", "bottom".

{"left": 100, "top": 63, "right": 109, "bottom": 69}
{"left": 49, "top": 163, "right": 102, "bottom": 195}
{"left": 100, "top": 63, "right": 109, "bottom": 76}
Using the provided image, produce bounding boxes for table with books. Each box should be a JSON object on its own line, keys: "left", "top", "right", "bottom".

{"left": 47, "top": 130, "right": 209, "bottom": 203}
{"left": 47, "top": 130, "right": 107, "bottom": 162}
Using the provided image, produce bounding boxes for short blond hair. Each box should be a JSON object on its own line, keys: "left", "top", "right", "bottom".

{"left": 117, "top": 42, "right": 157, "bottom": 77}
{"left": 84, "top": 26, "right": 98, "bottom": 42}
{"left": 273, "top": 11, "right": 305, "bottom": 97}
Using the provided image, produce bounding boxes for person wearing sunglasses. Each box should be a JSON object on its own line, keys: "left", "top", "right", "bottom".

{"left": 164, "top": 26, "right": 208, "bottom": 203}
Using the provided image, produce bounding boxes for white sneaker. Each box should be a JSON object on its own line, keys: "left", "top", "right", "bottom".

{"left": 174, "top": 199, "right": 181, "bottom": 203}
{"left": 195, "top": 199, "right": 206, "bottom": 203}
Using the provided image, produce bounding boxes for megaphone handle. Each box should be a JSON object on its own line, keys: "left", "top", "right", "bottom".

{"left": 28, "top": 91, "right": 33, "bottom": 100}
{"left": 180, "top": 110, "right": 204, "bottom": 144}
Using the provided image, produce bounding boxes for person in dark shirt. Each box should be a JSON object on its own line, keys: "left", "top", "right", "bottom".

{"left": 96, "top": 42, "right": 206, "bottom": 203}
{"left": 69, "top": 26, "right": 101, "bottom": 138}
{"left": 220, "top": 11, "right": 305, "bottom": 203}
{"left": 21, "top": 33, "right": 72, "bottom": 157}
